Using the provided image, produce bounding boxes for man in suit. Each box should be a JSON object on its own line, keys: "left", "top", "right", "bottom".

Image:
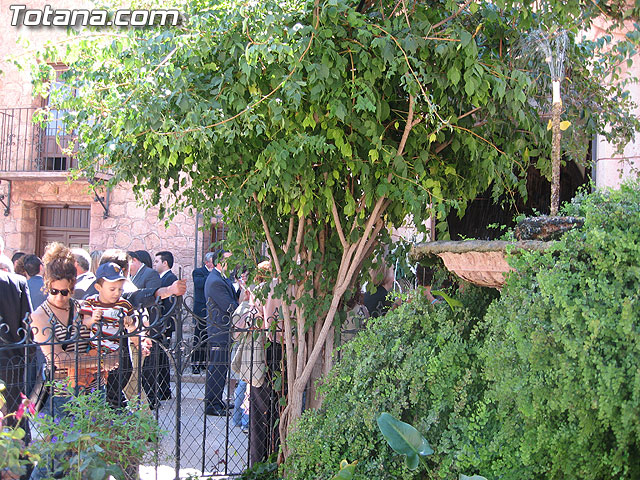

{"left": 191, "top": 252, "right": 214, "bottom": 374}
{"left": 129, "top": 250, "right": 163, "bottom": 407}
{"left": 152, "top": 251, "right": 179, "bottom": 401}
{"left": 0, "top": 269, "right": 34, "bottom": 479}
{"left": 129, "top": 250, "right": 162, "bottom": 290}
{"left": 204, "top": 249, "right": 239, "bottom": 415}
{"left": 72, "top": 248, "right": 96, "bottom": 300}
{"left": 23, "top": 254, "right": 46, "bottom": 310}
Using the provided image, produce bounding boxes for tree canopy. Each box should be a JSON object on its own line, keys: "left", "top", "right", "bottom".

{"left": 30, "top": 0, "right": 640, "bottom": 459}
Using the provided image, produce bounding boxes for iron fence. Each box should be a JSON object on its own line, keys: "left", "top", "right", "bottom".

{"left": 0, "top": 297, "right": 285, "bottom": 479}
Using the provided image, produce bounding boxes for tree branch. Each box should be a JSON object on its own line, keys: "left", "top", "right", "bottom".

{"left": 330, "top": 190, "right": 348, "bottom": 250}
{"left": 283, "top": 216, "right": 295, "bottom": 254}
{"left": 432, "top": 0, "right": 474, "bottom": 31}
{"left": 397, "top": 94, "right": 416, "bottom": 158}
{"left": 252, "top": 193, "right": 282, "bottom": 277}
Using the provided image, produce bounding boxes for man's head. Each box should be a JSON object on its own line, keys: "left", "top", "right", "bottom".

{"left": 12, "top": 252, "right": 25, "bottom": 275}
{"left": 23, "top": 254, "right": 44, "bottom": 278}
{"left": 95, "top": 262, "right": 127, "bottom": 304}
{"left": 128, "top": 251, "right": 143, "bottom": 276}
{"left": 71, "top": 248, "right": 91, "bottom": 275}
{"left": 204, "top": 251, "right": 215, "bottom": 271}
{"left": 153, "top": 251, "right": 173, "bottom": 274}
{"left": 99, "top": 249, "right": 131, "bottom": 277}
{"left": 213, "top": 249, "right": 232, "bottom": 274}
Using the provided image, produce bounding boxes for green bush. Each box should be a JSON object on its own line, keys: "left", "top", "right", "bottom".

{"left": 287, "top": 183, "right": 640, "bottom": 479}
{"left": 285, "top": 285, "right": 498, "bottom": 480}
{"left": 477, "top": 182, "right": 640, "bottom": 479}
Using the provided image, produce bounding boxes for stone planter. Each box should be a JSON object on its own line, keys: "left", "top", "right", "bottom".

{"left": 411, "top": 216, "right": 584, "bottom": 289}
{"left": 410, "top": 240, "right": 549, "bottom": 289}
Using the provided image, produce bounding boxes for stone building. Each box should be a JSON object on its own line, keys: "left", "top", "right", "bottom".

{"left": 0, "top": 0, "right": 225, "bottom": 295}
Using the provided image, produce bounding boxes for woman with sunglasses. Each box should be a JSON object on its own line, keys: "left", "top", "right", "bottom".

{"left": 29, "top": 243, "right": 119, "bottom": 401}
{"left": 28, "top": 243, "right": 121, "bottom": 480}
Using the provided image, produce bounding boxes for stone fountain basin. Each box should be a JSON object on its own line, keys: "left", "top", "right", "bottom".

{"left": 410, "top": 240, "right": 550, "bottom": 289}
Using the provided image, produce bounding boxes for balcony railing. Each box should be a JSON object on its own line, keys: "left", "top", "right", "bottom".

{"left": 0, "top": 107, "right": 77, "bottom": 174}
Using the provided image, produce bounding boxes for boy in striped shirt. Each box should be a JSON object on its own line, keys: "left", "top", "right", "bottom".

{"left": 80, "top": 262, "right": 136, "bottom": 352}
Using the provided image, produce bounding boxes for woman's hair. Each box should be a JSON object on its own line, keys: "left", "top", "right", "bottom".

{"left": 90, "top": 250, "right": 103, "bottom": 274}
{"left": 42, "top": 242, "right": 77, "bottom": 291}
{"left": 135, "top": 250, "right": 153, "bottom": 269}
{"left": 13, "top": 256, "right": 26, "bottom": 276}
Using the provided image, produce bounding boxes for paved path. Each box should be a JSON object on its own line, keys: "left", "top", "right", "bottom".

{"left": 140, "top": 376, "right": 249, "bottom": 479}
{"left": 31, "top": 375, "right": 249, "bottom": 479}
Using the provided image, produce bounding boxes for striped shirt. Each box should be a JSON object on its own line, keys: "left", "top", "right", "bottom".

{"left": 80, "top": 295, "right": 134, "bottom": 353}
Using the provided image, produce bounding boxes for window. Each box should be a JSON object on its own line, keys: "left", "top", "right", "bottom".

{"left": 39, "top": 64, "right": 76, "bottom": 171}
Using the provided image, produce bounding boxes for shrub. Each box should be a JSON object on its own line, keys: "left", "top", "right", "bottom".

{"left": 477, "top": 182, "right": 640, "bottom": 479}
{"left": 285, "top": 285, "right": 497, "bottom": 480}
{"left": 32, "top": 387, "right": 161, "bottom": 479}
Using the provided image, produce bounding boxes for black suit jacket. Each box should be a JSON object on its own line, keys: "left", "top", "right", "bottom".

{"left": 204, "top": 269, "right": 238, "bottom": 345}
{"left": 159, "top": 270, "right": 178, "bottom": 336}
{"left": 0, "top": 271, "right": 33, "bottom": 416}
{"left": 132, "top": 264, "right": 162, "bottom": 290}
{"left": 192, "top": 266, "right": 209, "bottom": 318}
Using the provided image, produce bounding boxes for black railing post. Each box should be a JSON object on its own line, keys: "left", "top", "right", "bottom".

{"left": 173, "top": 284, "right": 184, "bottom": 480}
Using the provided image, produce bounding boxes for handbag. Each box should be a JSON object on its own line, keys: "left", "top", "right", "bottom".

{"left": 230, "top": 331, "right": 266, "bottom": 387}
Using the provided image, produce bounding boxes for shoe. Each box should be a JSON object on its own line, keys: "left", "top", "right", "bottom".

{"left": 191, "top": 366, "right": 201, "bottom": 374}
{"left": 205, "top": 406, "right": 229, "bottom": 416}
{"left": 242, "top": 427, "right": 249, "bottom": 434}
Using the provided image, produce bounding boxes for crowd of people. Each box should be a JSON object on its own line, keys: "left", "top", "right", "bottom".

{"left": 0, "top": 235, "right": 291, "bottom": 477}
{"left": 0, "top": 232, "right": 421, "bottom": 478}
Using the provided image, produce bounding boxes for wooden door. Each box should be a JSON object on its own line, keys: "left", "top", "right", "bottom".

{"left": 37, "top": 205, "right": 90, "bottom": 256}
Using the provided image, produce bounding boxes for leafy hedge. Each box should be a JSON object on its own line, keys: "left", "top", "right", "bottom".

{"left": 285, "top": 285, "right": 497, "bottom": 479}
{"left": 286, "top": 183, "right": 640, "bottom": 479}
{"left": 478, "top": 183, "right": 640, "bottom": 479}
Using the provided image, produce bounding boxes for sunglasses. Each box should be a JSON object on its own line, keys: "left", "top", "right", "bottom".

{"left": 49, "top": 288, "right": 70, "bottom": 296}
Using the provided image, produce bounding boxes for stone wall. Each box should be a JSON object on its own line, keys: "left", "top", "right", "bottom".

{"left": 0, "top": 0, "right": 90, "bottom": 107}
{"left": 586, "top": 17, "right": 640, "bottom": 188}
{"left": 1, "top": 178, "right": 205, "bottom": 299}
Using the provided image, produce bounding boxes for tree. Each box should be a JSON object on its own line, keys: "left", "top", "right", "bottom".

{"left": 31, "top": 0, "right": 640, "bottom": 462}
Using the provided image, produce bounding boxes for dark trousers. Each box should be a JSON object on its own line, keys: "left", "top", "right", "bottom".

{"left": 190, "top": 313, "right": 208, "bottom": 370}
{"left": 142, "top": 337, "right": 172, "bottom": 405}
{"left": 106, "top": 340, "right": 135, "bottom": 408}
{"left": 249, "top": 343, "right": 283, "bottom": 467}
{"left": 204, "top": 326, "right": 230, "bottom": 408}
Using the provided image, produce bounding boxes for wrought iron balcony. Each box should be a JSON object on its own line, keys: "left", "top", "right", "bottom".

{"left": 0, "top": 107, "right": 77, "bottom": 177}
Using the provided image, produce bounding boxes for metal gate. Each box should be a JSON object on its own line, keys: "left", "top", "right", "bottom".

{"left": 0, "top": 296, "right": 283, "bottom": 479}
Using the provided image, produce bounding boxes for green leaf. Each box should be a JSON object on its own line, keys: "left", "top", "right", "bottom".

{"left": 333, "top": 102, "right": 348, "bottom": 122}
{"left": 448, "top": 66, "right": 461, "bottom": 86}
{"left": 332, "top": 459, "right": 357, "bottom": 480}
{"left": 460, "top": 30, "right": 472, "bottom": 48}
{"left": 89, "top": 467, "right": 107, "bottom": 480}
{"left": 465, "top": 78, "right": 475, "bottom": 96}
{"left": 431, "top": 290, "right": 463, "bottom": 311}
{"left": 376, "top": 412, "right": 433, "bottom": 470}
